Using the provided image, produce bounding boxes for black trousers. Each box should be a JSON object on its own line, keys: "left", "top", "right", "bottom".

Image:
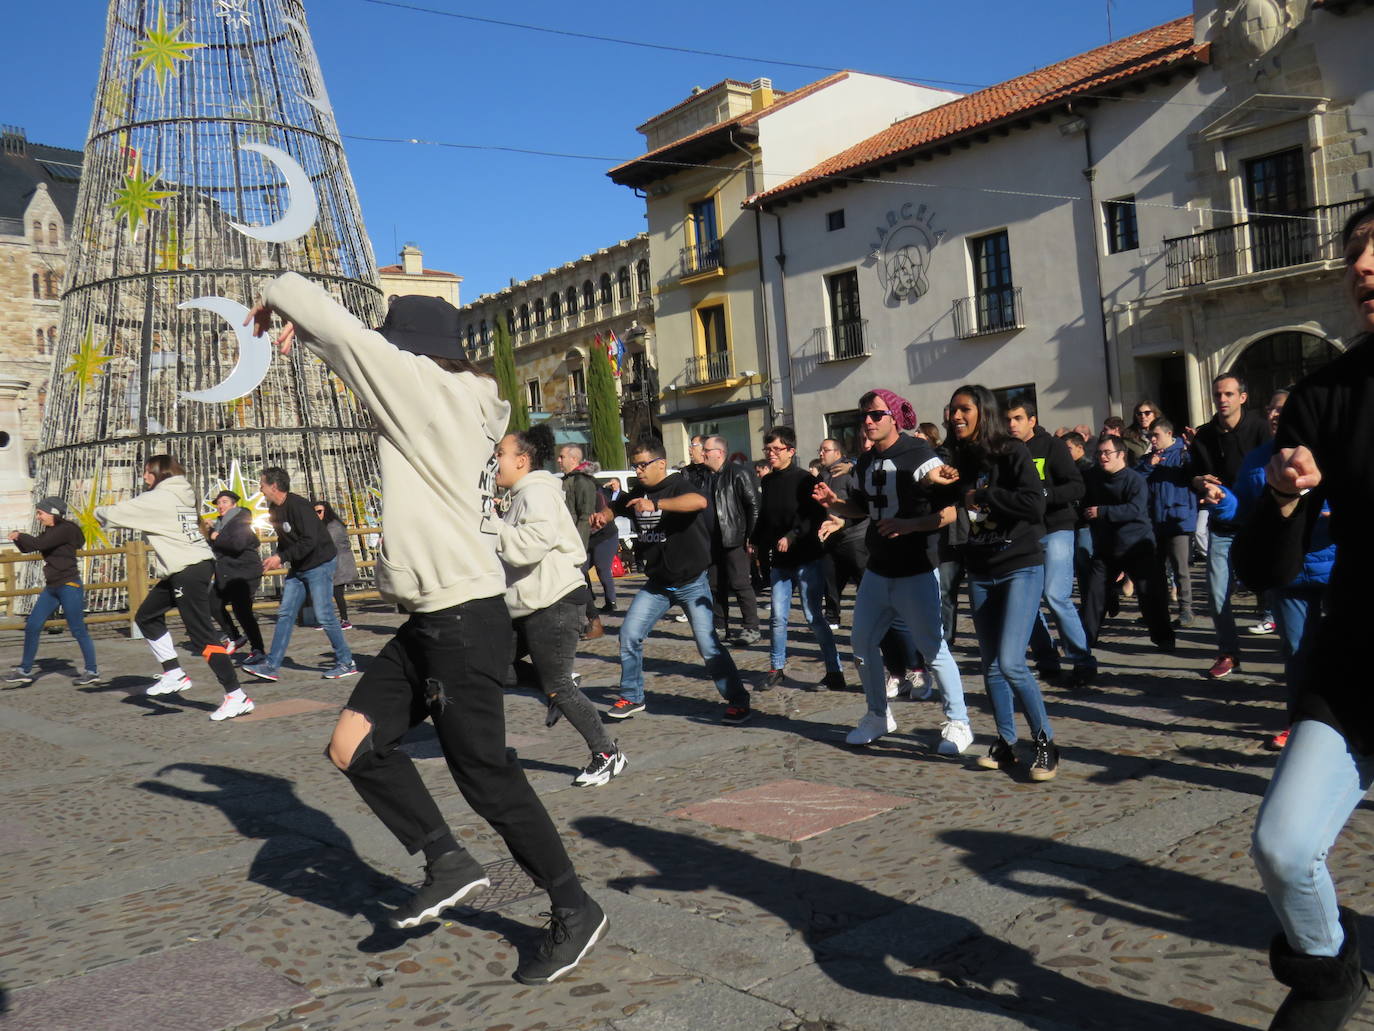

{"left": 137, "top": 559, "right": 238, "bottom": 692}
{"left": 1081, "top": 539, "right": 1175, "bottom": 648}
{"left": 338, "top": 595, "right": 577, "bottom": 891}
{"left": 584, "top": 534, "right": 618, "bottom": 615}
{"left": 213, "top": 576, "right": 264, "bottom": 652}
{"left": 514, "top": 595, "right": 613, "bottom": 755}
{"left": 710, "top": 542, "right": 758, "bottom": 631}
{"left": 822, "top": 533, "right": 868, "bottom": 622}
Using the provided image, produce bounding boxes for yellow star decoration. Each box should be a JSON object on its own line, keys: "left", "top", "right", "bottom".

{"left": 111, "top": 164, "right": 176, "bottom": 240}
{"left": 63, "top": 329, "right": 116, "bottom": 402}
{"left": 70, "top": 462, "right": 115, "bottom": 550}
{"left": 155, "top": 208, "right": 191, "bottom": 271}
{"left": 100, "top": 79, "right": 131, "bottom": 129}
{"left": 201, "top": 460, "right": 273, "bottom": 534}
{"left": 128, "top": 4, "right": 204, "bottom": 94}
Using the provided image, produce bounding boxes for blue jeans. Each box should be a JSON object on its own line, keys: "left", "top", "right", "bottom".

{"left": 1253, "top": 720, "right": 1374, "bottom": 956}
{"left": 1206, "top": 531, "right": 1239, "bottom": 657}
{"left": 1028, "top": 530, "right": 1095, "bottom": 673}
{"left": 22, "top": 582, "right": 97, "bottom": 673}
{"left": 1274, "top": 585, "right": 1325, "bottom": 706}
{"left": 266, "top": 558, "right": 352, "bottom": 669}
{"left": 619, "top": 571, "right": 746, "bottom": 706}
{"left": 968, "top": 564, "right": 1051, "bottom": 744}
{"left": 769, "top": 560, "right": 841, "bottom": 672}
{"left": 853, "top": 570, "right": 966, "bottom": 723}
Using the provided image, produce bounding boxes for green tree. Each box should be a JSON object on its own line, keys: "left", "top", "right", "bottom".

{"left": 491, "top": 316, "right": 528, "bottom": 433}
{"left": 587, "top": 338, "right": 624, "bottom": 468}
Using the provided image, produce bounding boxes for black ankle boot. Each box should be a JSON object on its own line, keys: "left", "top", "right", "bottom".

{"left": 1269, "top": 909, "right": 1369, "bottom": 1030}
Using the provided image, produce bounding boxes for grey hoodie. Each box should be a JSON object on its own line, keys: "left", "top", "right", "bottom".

{"left": 496, "top": 470, "right": 586, "bottom": 618}
{"left": 263, "top": 272, "right": 508, "bottom": 612}
{"left": 96, "top": 475, "right": 214, "bottom": 577}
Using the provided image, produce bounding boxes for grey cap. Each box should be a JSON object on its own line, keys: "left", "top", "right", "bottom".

{"left": 36, "top": 496, "right": 67, "bottom": 518}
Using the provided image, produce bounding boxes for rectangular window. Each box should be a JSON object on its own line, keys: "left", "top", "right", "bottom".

{"left": 689, "top": 198, "right": 718, "bottom": 246}
{"left": 685, "top": 197, "right": 722, "bottom": 274}
{"left": 827, "top": 209, "right": 845, "bottom": 231}
{"left": 824, "top": 410, "right": 862, "bottom": 459}
{"left": 691, "top": 304, "right": 730, "bottom": 384}
{"left": 1245, "top": 148, "right": 1309, "bottom": 271}
{"left": 825, "top": 269, "right": 866, "bottom": 360}
{"left": 697, "top": 304, "right": 728, "bottom": 354}
{"left": 970, "top": 230, "right": 1016, "bottom": 333}
{"left": 992, "top": 383, "right": 1037, "bottom": 417}
{"left": 1104, "top": 197, "right": 1139, "bottom": 253}
{"left": 526, "top": 378, "right": 542, "bottom": 413}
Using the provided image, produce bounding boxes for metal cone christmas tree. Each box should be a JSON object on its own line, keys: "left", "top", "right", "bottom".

{"left": 35, "top": 0, "right": 384, "bottom": 602}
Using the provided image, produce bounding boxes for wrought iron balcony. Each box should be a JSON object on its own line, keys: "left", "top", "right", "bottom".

{"left": 683, "top": 350, "right": 733, "bottom": 387}
{"left": 1164, "top": 198, "right": 1365, "bottom": 289}
{"left": 563, "top": 392, "right": 589, "bottom": 417}
{"left": 679, "top": 239, "right": 724, "bottom": 279}
{"left": 819, "top": 318, "right": 871, "bottom": 362}
{"left": 954, "top": 286, "right": 1024, "bottom": 338}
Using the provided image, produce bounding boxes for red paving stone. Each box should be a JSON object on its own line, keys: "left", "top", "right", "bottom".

{"left": 4, "top": 940, "right": 311, "bottom": 1031}
{"left": 669, "top": 778, "right": 913, "bottom": 842}
{"left": 236, "top": 698, "right": 338, "bottom": 722}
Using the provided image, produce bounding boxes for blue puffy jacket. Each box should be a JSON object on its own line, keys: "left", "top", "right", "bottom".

{"left": 1232, "top": 441, "right": 1334, "bottom": 587}
{"left": 1136, "top": 439, "right": 1197, "bottom": 534}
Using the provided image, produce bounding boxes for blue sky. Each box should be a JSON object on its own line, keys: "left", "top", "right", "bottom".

{"left": 8, "top": 0, "right": 1188, "bottom": 299}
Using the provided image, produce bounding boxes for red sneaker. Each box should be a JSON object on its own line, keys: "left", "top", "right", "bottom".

{"left": 1265, "top": 728, "right": 1290, "bottom": 751}
{"left": 1205, "top": 654, "right": 1238, "bottom": 680}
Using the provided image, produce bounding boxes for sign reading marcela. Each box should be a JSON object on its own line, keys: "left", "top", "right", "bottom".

{"left": 865, "top": 203, "right": 944, "bottom": 307}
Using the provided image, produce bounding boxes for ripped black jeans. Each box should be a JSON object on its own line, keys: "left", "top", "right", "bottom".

{"left": 338, "top": 595, "right": 577, "bottom": 891}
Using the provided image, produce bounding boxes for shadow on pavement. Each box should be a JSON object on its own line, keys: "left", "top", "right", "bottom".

{"left": 573, "top": 816, "right": 1240, "bottom": 1030}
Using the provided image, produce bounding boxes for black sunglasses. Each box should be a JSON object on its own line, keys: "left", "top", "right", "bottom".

{"left": 862, "top": 410, "right": 892, "bottom": 422}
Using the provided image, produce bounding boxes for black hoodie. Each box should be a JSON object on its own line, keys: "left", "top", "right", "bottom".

{"left": 1022, "top": 426, "right": 1085, "bottom": 535}
{"left": 755, "top": 463, "right": 826, "bottom": 568}
{"left": 269, "top": 492, "right": 335, "bottom": 573}
{"left": 14, "top": 520, "right": 84, "bottom": 587}
{"left": 950, "top": 441, "right": 1046, "bottom": 577}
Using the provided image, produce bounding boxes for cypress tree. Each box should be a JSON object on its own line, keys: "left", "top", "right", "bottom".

{"left": 492, "top": 316, "right": 529, "bottom": 433}
{"left": 587, "top": 339, "right": 624, "bottom": 467}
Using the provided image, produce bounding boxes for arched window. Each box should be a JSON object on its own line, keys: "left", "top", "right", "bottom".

{"left": 636, "top": 259, "right": 650, "bottom": 294}
{"left": 32, "top": 221, "right": 42, "bottom": 243}
{"left": 550, "top": 292, "right": 561, "bottom": 320}
{"left": 599, "top": 273, "right": 612, "bottom": 305}
{"left": 1231, "top": 331, "right": 1342, "bottom": 412}
{"left": 582, "top": 280, "right": 595, "bottom": 311}
{"left": 479, "top": 319, "right": 488, "bottom": 345}
{"left": 506, "top": 309, "right": 516, "bottom": 332}
{"left": 44, "top": 272, "right": 56, "bottom": 298}
{"left": 31, "top": 273, "right": 40, "bottom": 297}
{"left": 35, "top": 329, "right": 45, "bottom": 353}
{"left": 534, "top": 298, "right": 545, "bottom": 326}
{"left": 47, "top": 327, "right": 56, "bottom": 351}
{"left": 566, "top": 286, "right": 578, "bottom": 314}
{"left": 519, "top": 304, "right": 530, "bottom": 330}
{"left": 617, "top": 266, "right": 631, "bottom": 299}
{"left": 466, "top": 326, "right": 476, "bottom": 351}
{"left": 48, "top": 223, "right": 59, "bottom": 247}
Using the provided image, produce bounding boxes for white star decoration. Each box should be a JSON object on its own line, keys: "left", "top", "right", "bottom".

{"left": 214, "top": 0, "right": 252, "bottom": 28}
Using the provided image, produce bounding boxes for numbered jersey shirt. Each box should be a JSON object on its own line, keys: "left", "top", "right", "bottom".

{"left": 851, "top": 435, "right": 949, "bottom": 577}
{"left": 95, "top": 474, "right": 214, "bottom": 577}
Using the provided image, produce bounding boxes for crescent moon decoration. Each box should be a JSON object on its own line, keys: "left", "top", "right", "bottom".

{"left": 229, "top": 142, "right": 319, "bottom": 243}
{"left": 177, "top": 295, "right": 274, "bottom": 403}
{"left": 284, "top": 17, "right": 336, "bottom": 118}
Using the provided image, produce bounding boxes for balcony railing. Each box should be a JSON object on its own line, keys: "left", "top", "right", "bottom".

{"left": 679, "top": 239, "right": 724, "bottom": 279}
{"left": 563, "top": 392, "right": 589, "bottom": 417}
{"left": 1164, "top": 198, "right": 1366, "bottom": 289}
{"left": 954, "top": 286, "right": 1024, "bottom": 338}
{"left": 819, "top": 318, "right": 871, "bottom": 362}
{"left": 683, "top": 350, "right": 733, "bottom": 387}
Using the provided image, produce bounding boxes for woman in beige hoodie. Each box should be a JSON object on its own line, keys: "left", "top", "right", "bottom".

{"left": 495, "top": 424, "right": 626, "bottom": 788}
{"left": 95, "top": 455, "right": 249, "bottom": 720}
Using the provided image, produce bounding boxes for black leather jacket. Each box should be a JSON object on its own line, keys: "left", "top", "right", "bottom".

{"left": 711, "top": 461, "right": 760, "bottom": 549}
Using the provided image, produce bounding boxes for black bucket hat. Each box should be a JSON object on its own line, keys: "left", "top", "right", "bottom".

{"left": 375, "top": 295, "right": 466, "bottom": 359}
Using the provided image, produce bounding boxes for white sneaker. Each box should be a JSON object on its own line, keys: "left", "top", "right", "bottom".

{"left": 674, "top": 614, "right": 689, "bottom": 623}
{"left": 147, "top": 671, "right": 191, "bottom": 696}
{"left": 906, "top": 668, "right": 935, "bottom": 701}
{"left": 845, "top": 708, "right": 897, "bottom": 745}
{"left": 884, "top": 674, "right": 900, "bottom": 699}
{"left": 210, "top": 693, "right": 255, "bottom": 721}
{"left": 937, "top": 719, "right": 974, "bottom": 756}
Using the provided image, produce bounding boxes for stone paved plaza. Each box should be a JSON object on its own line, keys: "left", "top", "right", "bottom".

{"left": 2, "top": 573, "right": 1372, "bottom": 1031}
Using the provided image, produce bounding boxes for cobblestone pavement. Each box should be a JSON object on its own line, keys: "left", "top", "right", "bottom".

{"left": 2, "top": 572, "right": 1372, "bottom": 1030}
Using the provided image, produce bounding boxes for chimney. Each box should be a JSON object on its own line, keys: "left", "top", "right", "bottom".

{"left": 1, "top": 125, "right": 27, "bottom": 156}
{"left": 749, "top": 78, "right": 774, "bottom": 113}
{"left": 400, "top": 242, "right": 423, "bottom": 276}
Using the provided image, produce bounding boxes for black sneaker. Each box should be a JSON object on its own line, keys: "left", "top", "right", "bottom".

{"left": 390, "top": 850, "right": 491, "bottom": 929}
{"left": 731, "top": 628, "right": 761, "bottom": 646}
{"left": 573, "top": 746, "right": 627, "bottom": 787}
{"left": 72, "top": 670, "right": 101, "bottom": 686}
{"left": 761, "top": 668, "right": 784, "bottom": 691}
{"left": 5, "top": 666, "right": 35, "bottom": 686}
{"left": 1029, "top": 731, "right": 1060, "bottom": 782}
{"left": 513, "top": 896, "right": 608, "bottom": 985}
{"left": 819, "top": 670, "right": 847, "bottom": 692}
{"left": 976, "top": 738, "right": 1019, "bottom": 771}
{"left": 1037, "top": 664, "right": 1063, "bottom": 683}
{"left": 1066, "top": 667, "right": 1093, "bottom": 690}
{"left": 722, "top": 704, "right": 751, "bottom": 725}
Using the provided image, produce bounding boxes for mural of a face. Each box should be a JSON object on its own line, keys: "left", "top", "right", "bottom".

{"left": 880, "top": 225, "right": 931, "bottom": 304}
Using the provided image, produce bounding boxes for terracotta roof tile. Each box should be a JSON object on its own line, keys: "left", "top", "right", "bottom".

{"left": 751, "top": 18, "right": 1207, "bottom": 207}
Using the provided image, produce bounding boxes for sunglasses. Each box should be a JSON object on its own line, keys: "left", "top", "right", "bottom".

{"left": 862, "top": 410, "right": 892, "bottom": 422}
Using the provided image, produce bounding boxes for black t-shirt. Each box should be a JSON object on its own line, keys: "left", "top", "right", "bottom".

{"left": 613, "top": 472, "right": 710, "bottom": 587}
{"left": 851, "top": 435, "right": 949, "bottom": 577}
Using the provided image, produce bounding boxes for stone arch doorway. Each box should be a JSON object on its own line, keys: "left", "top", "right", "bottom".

{"left": 1229, "top": 331, "right": 1341, "bottom": 407}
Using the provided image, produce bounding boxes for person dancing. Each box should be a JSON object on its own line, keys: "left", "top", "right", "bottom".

{"left": 96, "top": 456, "right": 250, "bottom": 720}
{"left": 207, "top": 490, "right": 265, "bottom": 664}
{"left": 249, "top": 275, "right": 604, "bottom": 985}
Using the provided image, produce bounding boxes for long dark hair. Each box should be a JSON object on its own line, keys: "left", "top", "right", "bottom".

{"left": 312, "top": 500, "right": 342, "bottom": 524}
{"left": 144, "top": 453, "right": 185, "bottom": 484}
{"left": 945, "top": 384, "right": 1014, "bottom": 467}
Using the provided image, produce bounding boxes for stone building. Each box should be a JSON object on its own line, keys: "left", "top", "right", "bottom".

{"left": 0, "top": 126, "right": 81, "bottom": 471}
{"left": 459, "top": 235, "right": 655, "bottom": 460}
{"left": 745, "top": 0, "right": 1372, "bottom": 443}
{"left": 377, "top": 243, "right": 461, "bottom": 307}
